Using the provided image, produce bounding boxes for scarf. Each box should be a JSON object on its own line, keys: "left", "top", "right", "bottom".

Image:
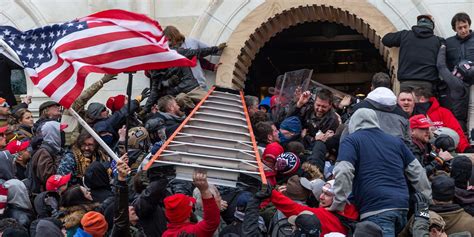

{"left": 71, "top": 146, "right": 104, "bottom": 178}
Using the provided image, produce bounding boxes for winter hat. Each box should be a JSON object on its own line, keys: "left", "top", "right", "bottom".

{"left": 275, "top": 152, "right": 301, "bottom": 176}
{"left": 164, "top": 193, "right": 196, "bottom": 223}
{"left": 283, "top": 175, "right": 309, "bottom": 201}
{"left": 262, "top": 142, "right": 284, "bottom": 169}
{"left": 259, "top": 97, "right": 271, "bottom": 111}
{"left": 87, "top": 103, "right": 107, "bottom": 120}
{"left": 348, "top": 108, "right": 380, "bottom": 134}
{"left": 46, "top": 173, "right": 71, "bottom": 192}
{"left": 417, "top": 14, "right": 435, "bottom": 30}
{"left": 354, "top": 221, "right": 383, "bottom": 237}
{"left": 288, "top": 210, "right": 321, "bottom": 237}
{"left": 106, "top": 94, "right": 126, "bottom": 113}
{"left": 235, "top": 191, "right": 253, "bottom": 210}
{"left": 280, "top": 116, "right": 302, "bottom": 134}
{"left": 81, "top": 211, "right": 108, "bottom": 237}
{"left": 35, "top": 218, "right": 63, "bottom": 237}
{"left": 431, "top": 175, "right": 455, "bottom": 202}
{"left": 366, "top": 87, "right": 397, "bottom": 106}
{"left": 4, "top": 140, "right": 30, "bottom": 154}
{"left": 409, "top": 114, "right": 432, "bottom": 129}
{"left": 450, "top": 156, "right": 473, "bottom": 189}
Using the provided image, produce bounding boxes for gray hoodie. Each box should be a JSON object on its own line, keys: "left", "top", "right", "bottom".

{"left": 41, "top": 121, "right": 61, "bottom": 153}
{"left": 4, "top": 179, "right": 32, "bottom": 210}
{"left": 348, "top": 108, "right": 380, "bottom": 134}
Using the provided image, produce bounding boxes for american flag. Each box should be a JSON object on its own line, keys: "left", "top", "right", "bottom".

{"left": 0, "top": 9, "right": 196, "bottom": 108}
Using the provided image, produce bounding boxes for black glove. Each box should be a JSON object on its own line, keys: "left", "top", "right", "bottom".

{"left": 140, "top": 88, "right": 151, "bottom": 100}
{"left": 255, "top": 183, "right": 272, "bottom": 200}
{"left": 414, "top": 192, "right": 430, "bottom": 220}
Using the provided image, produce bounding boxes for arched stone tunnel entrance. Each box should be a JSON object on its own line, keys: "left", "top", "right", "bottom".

{"left": 216, "top": 2, "right": 400, "bottom": 94}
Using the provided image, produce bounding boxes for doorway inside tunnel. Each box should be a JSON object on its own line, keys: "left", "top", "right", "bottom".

{"left": 244, "top": 21, "right": 389, "bottom": 99}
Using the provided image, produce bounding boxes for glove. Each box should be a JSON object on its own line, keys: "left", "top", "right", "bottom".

{"left": 218, "top": 42, "right": 227, "bottom": 51}
{"left": 414, "top": 192, "right": 430, "bottom": 220}
{"left": 255, "top": 183, "right": 272, "bottom": 200}
{"left": 135, "top": 88, "right": 151, "bottom": 102}
{"left": 101, "top": 74, "right": 117, "bottom": 83}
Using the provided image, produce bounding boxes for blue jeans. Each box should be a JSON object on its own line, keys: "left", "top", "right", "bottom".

{"left": 362, "top": 210, "right": 408, "bottom": 237}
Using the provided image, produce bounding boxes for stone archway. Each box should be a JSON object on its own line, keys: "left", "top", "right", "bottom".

{"left": 216, "top": 1, "right": 400, "bottom": 91}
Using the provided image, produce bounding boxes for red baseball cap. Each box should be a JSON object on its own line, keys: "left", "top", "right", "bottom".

{"left": 410, "top": 114, "right": 431, "bottom": 129}
{"left": 0, "top": 126, "right": 7, "bottom": 134}
{"left": 5, "top": 140, "right": 30, "bottom": 154}
{"left": 46, "top": 173, "right": 71, "bottom": 191}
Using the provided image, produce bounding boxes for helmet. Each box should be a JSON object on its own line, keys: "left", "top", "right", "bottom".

{"left": 454, "top": 60, "right": 474, "bottom": 82}
{"left": 128, "top": 127, "right": 149, "bottom": 149}
{"left": 431, "top": 127, "right": 459, "bottom": 150}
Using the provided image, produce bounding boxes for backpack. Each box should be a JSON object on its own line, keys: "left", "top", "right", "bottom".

{"left": 268, "top": 210, "right": 294, "bottom": 237}
{"left": 333, "top": 212, "right": 358, "bottom": 237}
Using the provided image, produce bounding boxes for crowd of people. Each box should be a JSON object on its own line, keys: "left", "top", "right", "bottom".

{"left": 0, "top": 11, "right": 473, "bottom": 237}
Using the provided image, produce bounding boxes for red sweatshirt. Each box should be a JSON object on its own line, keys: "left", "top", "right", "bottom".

{"left": 270, "top": 190, "right": 359, "bottom": 236}
{"left": 426, "top": 97, "right": 470, "bottom": 152}
{"left": 162, "top": 197, "right": 220, "bottom": 237}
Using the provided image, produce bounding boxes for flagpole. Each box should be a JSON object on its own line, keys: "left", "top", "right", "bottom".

{"left": 125, "top": 72, "right": 134, "bottom": 152}
{"left": 69, "top": 108, "right": 121, "bottom": 162}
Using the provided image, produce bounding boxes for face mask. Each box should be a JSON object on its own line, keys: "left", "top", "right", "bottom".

{"left": 278, "top": 131, "right": 291, "bottom": 144}
{"left": 101, "top": 135, "right": 114, "bottom": 147}
{"left": 416, "top": 102, "right": 431, "bottom": 114}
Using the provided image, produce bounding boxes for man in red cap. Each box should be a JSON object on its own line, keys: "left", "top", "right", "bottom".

{"left": 410, "top": 114, "right": 432, "bottom": 163}
{"left": 162, "top": 171, "right": 220, "bottom": 237}
{"left": 46, "top": 173, "right": 71, "bottom": 193}
{"left": 5, "top": 140, "right": 31, "bottom": 180}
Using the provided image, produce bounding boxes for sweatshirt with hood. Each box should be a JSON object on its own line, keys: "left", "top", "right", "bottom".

{"left": 414, "top": 97, "right": 470, "bottom": 152}
{"left": 83, "top": 161, "right": 113, "bottom": 203}
{"left": 343, "top": 87, "right": 411, "bottom": 144}
{"left": 31, "top": 121, "right": 62, "bottom": 191}
{"left": 3, "top": 179, "right": 34, "bottom": 228}
{"left": 0, "top": 150, "right": 15, "bottom": 182}
{"left": 330, "top": 108, "right": 432, "bottom": 219}
{"left": 382, "top": 25, "right": 443, "bottom": 82}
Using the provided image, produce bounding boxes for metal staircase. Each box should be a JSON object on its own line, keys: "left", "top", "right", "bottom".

{"left": 144, "top": 87, "right": 267, "bottom": 187}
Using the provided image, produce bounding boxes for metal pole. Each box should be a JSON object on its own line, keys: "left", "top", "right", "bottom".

{"left": 125, "top": 72, "right": 133, "bottom": 152}
{"left": 69, "top": 108, "right": 121, "bottom": 162}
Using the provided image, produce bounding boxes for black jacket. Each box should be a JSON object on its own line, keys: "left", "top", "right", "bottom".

{"left": 84, "top": 161, "right": 113, "bottom": 203}
{"left": 132, "top": 177, "right": 169, "bottom": 237}
{"left": 146, "top": 46, "right": 219, "bottom": 105}
{"left": 454, "top": 187, "right": 474, "bottom": 217}
{"left": 437, "top": 46, "right": 470, "bottom": 123}
{"left": 383, "top": 26, "right": 443, "bottom": 82}
{"left": 111, "top": 180, "right": 131, "bottom": 237}
{"left": 286, "top": 101, "right": 339, "bottom": 149}
{"left": 446, "top": 32, "right": 474, "bottom": 70}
